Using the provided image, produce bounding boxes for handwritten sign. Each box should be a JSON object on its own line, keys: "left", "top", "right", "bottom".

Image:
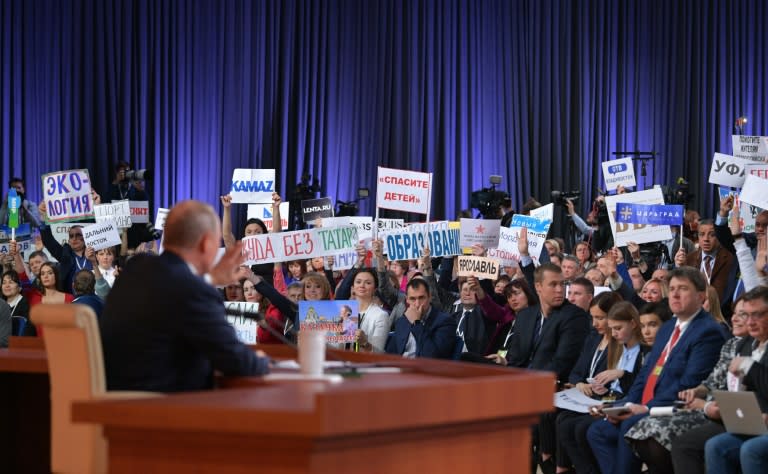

{"left": 82, "top": 221, "right": 121, "bottom": 251}
{"left": 604, "top": 188, "right": 672, "bottom": 246}
{"left": 459, "top": 218, "right": 501, "bottom": 248}
{"left": 230, "top": 168, "right": 275, "bottom": 203}
{"left": 381, "top": 221, "right": 460, "bottom": 261}
{"left": 129, "top": 201, "right": 150, "bottom": 224}
{"left": 41, "top": 169, "right": 94, "bottom": 223}
{"left": 602, "top": 157, "right": 637, "bottom": 191}
{"left": 247, "top": 202, "right": 290, "bottom": 231}
{"left": 95, "top": 200, "right": 132, "bottom": 228}
{"left": 223, "top": 301, "right": 259, "bottom": 344}
{"left": 299, "top": 300, "right": 359, "bottom": 344}
{"left": 708, "top": 152, "right": 755, "bottom": 188}
{"left": 457, "top": 256, "right": 499, "bottom": 279}
{"left": 376, "top": 166, "right": 432, "bottom": 214}
{"left": 301, "top": 197, "right": 334, "bottom": 222}
{"left": 241, "top": 225, "right": 358, "bottom": 265}
{"left": 732, "top": 135, "right": 768, "bottom": 162}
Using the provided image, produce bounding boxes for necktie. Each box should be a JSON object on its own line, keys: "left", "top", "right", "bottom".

{"left": 703, "top": 255, "right": 713, "bottom": 280}
{"left": 457, "top": 310, "right": 470, "bottom": 337}
{"left": 641, "top": 325, "right": 681, "bottom": 404}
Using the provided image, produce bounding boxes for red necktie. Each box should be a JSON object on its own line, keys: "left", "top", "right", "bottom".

{"left": 641, "top": 325, "right": 681, "bottom": 405}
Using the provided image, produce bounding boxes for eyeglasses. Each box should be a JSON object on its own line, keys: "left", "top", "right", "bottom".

{"left": 742, "top": 309, "right": 768, "bottom": 320}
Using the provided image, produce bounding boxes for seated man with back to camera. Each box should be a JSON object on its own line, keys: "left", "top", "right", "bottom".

{"left": 100, "top": 200, "right": 270, "bottom": 392}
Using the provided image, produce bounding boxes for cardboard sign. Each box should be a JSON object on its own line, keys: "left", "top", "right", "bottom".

{"left": 459, "top": 218, "right": 501, "bottom": 248}
{"left": 230, "top": 168, "right": 276, "bottom": 203}
{"left": 376, "top": 166, "right": 432, "bottom": 214}
{"left": 41, "top": 169, "right": 94, "bottom": 223}
{"left": 602, "top": 158, "right": 637, "bottom": 191}
{"left": 241, "top": 225, "right": 358, "bottom": 265}
{"left": 739, "top": 174, "right": 768, "bottom": 210}
{"left": 604, "top": 188, "right": 672, "bottom": 246}
{"left": 529, "top": 203, "right": 554, "bottom": 223}
{"left": 223, "top": 301, "right": 259, "bottom": 344}
{"left": 82, "top": 221, "right": 121, "bottom": 251}
{"left": 732, "top": 135, "right": 768, "bottom": 162}
{"left": 95, "top": 200, "right": 132, "bottom": 228}
{"left": 708, "top": 152, "right": 755, "bottom": 188}
{"left": 129, "top": 201, "right": 150, "bottom": 224}
{"left": 508, "top": 215, "right": 552, "bottom": 265}
{"left": 456, "top": 256, "right": 500, "bottom": 279}
{"left": 382, "top": 221, "right": 460, "bottom": 261}
{"left": 301, "top": 197, "right": 334, "bottom": 222}
{"left": 247, "top": 202, "right": 290, "bottom": 231}
{"left": 298, "top": 300, "right": 359, "bottom": 344}
{"left": 155, "top": 208, "right": 170, "bottom": 230}
{"left": 487, "top": 227, "right": 521, "bottom": 267}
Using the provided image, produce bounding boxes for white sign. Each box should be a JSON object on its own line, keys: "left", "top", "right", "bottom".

{"left": 95, "top": 200, "right": 132, "bottom": 228}
{"left": 529, "top": 203, "right": 554, "bottom": 223}
{"left": 708, "top": 152, "right": 755, "bottom": 188}
{"left": 554, "top": 388, "right": 598, "bottom": 414}
{"left": 129, "top": 200, "right": 150, "bottom": 224}
{"left": 739, "top": 174, "right": 768, "bottom": 210}
{"left": 50, "top": 223, "right": 76, "bottom": 245}
{"left": 230, "top": 169, "right": 276, "bottom": 203}
{"left": 459, "top": 218, "right": 501, "bottom": 248}
{"left": 487, "top": 227, "right": 520, "bottom": 268}
{"left": 241, "top": 225, "right": 358, "bottom": 265}
{"left": 377, "top": 218, "right": 405, "bottom": 231}
{"left": 329, "top": 250, "right": 359, "bottom": 271}
{"left": 41, "top": 169, "right": 94, "bottom": 223}
{"left": 744, "top": 163, "right": 768, "bottom": 181}
{"left": 0, "top": 239, "right": 33, "bottom": 257}
{"left": 376, "top": 166, "right": 432, "bottom": 215}
{"left": 224, "top": 302, "right": 259, "bottom": 344}
{"left": 456, "top": 256, "right": 499, "bottom": 279}
{"left": 602, "top": 158, "right": 637, "bottom": 191}
{"left": 381, "top": 221, "right": 460, "bottom": 260}
{"left": 82, "top": 221, "right": 121, "bottom": 251}
{"left": 732, "top": 135, "right": 768, "bottom": 162}
{"left": 605, "top": 188, "right": 672, "bottom": 246}
{"left": 508, "top": 215, "right": 552, "bottom": 265}
{"left": 155, "top": 208, "right": 170, "bottom": 230}
{"left": 247, "top": 202, "right": 290, "bottom": 231}
{"left": 321, "top": 216, "right": 373, "bottom": 242}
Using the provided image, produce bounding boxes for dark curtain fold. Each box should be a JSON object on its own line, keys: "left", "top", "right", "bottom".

{"left": 2, "top": 0, "right": 767, "bottom": 233}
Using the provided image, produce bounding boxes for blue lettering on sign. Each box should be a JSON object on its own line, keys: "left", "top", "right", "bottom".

{"left": 231, "top": 180, "right": 274, "bottom": 193}
{"left": 608, "top": 163, "right": 628, "bottom": 175}
{"left": 262, "top": 208, "right": 273, "bottom": 218}
{"left": 510, "top": 215, "right": 551, "bottom": 233}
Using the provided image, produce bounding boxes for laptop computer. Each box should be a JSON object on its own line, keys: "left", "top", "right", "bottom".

{"left": 713, "top": 390, "right": 768, "bottom": 436}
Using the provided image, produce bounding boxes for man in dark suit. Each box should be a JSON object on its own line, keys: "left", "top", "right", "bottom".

{"left": 675, "top": 219, "right": 735, "bottom": 305}
{"left": 100, "top": 200, "right": 270, "bottom": 392}
{"left": 587, "top": 266, "right": 727, "bottom": 474}
{"left": 505, "top": 263, "right": 590, "bottom": 473}
{"left": 385, "top": 278, "right": 457, "bottom": 359}
{"left": 450, "top": 279, "right": 494, "bottom": 355}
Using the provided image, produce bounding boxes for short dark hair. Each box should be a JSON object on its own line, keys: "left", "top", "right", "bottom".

{"left": 697, "top": 218, "right": 715, "bottom": 227}
{"left": 8, "top": 177, "right": 23, "bottom": 187}
{"left": 72, "top": 269, "right": 96, "bottom": 296}
{"left": 590, "top": 291, "right": 623, "bottom": 313}
{"left": 668, "top": 266, "right": 708, "bottom": 292}
{"left": 534, "top": 263, "right": 562, "bottom": 283}
{"left": 27, "top": 250, "right": 48, "bottom": 261}
{"left": 244, "top": 218, "right": 268, "bottom": 235}
{"left": 503, "top": 279, "right": 538, "bottom": 307}
{"left": 638, "top": 301, "right": 673, "bottom": 323}
{"left": 571, "top": 277, "right": 595, "bottom": 295}
{"left": 406, "top": 278, "right": 430, "bottom": 295}
{"left": 741, "top": 286, "right": 768, "bottom": 306}
{"left": 1, "top": 269, "right": 21, "bottom": 288}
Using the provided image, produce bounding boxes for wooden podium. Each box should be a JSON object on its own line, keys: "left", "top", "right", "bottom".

{"left": 73, "top": 346, "right": 554, "bottom": 473}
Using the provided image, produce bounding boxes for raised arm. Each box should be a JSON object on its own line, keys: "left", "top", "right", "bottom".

{"left": 220, "top": 194, "right": 236, "bottom": 249}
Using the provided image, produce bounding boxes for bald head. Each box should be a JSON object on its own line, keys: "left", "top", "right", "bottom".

{"left": 163, "top": 201, "right": 220, "bottom": 250}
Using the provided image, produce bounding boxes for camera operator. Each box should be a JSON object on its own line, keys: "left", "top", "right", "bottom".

{"left": 108, "top": 161, "right": 155, "bottom": 249}
{"left": 565, "top": 195, "right": 613, "bottom": 254}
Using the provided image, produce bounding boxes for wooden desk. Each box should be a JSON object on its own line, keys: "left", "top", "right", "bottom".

{"left": 73, "top": 347, "right": 555, "bottom": 473}
{"left": 0, "top": 337, "right": 50, "bottom": 473}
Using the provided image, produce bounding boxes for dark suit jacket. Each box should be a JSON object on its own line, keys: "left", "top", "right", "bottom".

{"left": 451, "top": 306, "right": 495, "bottom": 355}
{"left": 624, "top": 310, "right": 727, "bottom": 407}
{"left": 385, "top": 306, "right": 457, "bottom": 359}
{"left": 506, "top": 301, "right": 590, "bottom": 382}
{"left": 101, "top": 251, "right": 269, "bottom": 392}
{"left": 684, "top": 247, "right": 735, "bottom": 302}
{"left": 41, "top": 224, "right": 93, "bottom": 291}
{"left": 567, "top": 332, "right": 608, "bottom": 385}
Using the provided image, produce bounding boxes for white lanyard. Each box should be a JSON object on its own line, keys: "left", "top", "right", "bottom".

{"left": 589, "top": 344, "right": 605, "bottom": 378}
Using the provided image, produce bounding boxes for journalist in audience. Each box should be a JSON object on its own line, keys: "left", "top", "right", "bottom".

{"left": 29, "top": 262, "right": 73, "bottom": 306}
{"left": 567, "top": 278, "right": 595, "bottom": 313}
{"left": 638, "top": 301, "right": 673, "bottom": 346}
{"left": 640, "top": 278, "right": 668, "bottom": 303}
{"left": 71, "top": 269, "right": 104, "bottom": 319}
{"left": 100, "top": 200, "right": 270, "bottom": 392}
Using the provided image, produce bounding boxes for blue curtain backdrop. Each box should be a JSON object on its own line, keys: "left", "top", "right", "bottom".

{"left": 2, "top": 0, "right": 767, "bottom": 234}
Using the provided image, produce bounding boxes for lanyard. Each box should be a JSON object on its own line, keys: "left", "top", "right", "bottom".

{"left": 589, "top": 345, "right": 605, "bottom": 378}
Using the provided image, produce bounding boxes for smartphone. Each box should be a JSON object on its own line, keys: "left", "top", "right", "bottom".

{"left": 602, "top": 406, "right": 631, "bottom": 417}
{"left": 673, "top": 400, "right": 687, "bottom": 408}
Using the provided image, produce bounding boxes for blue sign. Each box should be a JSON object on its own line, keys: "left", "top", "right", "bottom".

{"left": 509, "top": 214, "right": 551, "bottom": 233}
{"left": 615, "top": 203, "right": 684, "bottom": 226}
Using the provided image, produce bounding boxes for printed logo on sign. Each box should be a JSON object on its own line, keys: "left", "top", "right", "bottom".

{"left": 608, "top": 164, "right": 627, "bottom": 175}
{"left": 231, "top": 180, "right": 274, "bottom": 193}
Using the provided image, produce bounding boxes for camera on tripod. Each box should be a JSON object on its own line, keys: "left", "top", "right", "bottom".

{"left": 470, "top": 175, "right": 509, "bottom": 219}
{"left": 551, "top": 190, "right": 581, "bottom": 206}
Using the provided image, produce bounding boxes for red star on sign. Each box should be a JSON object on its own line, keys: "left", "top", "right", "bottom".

{"left": 475, "top": 225, "right": 485, "bottom": 234}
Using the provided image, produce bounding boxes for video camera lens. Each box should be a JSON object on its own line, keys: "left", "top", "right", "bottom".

{"left": 124, "top": 169, "right": 150, "bottom": 181}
